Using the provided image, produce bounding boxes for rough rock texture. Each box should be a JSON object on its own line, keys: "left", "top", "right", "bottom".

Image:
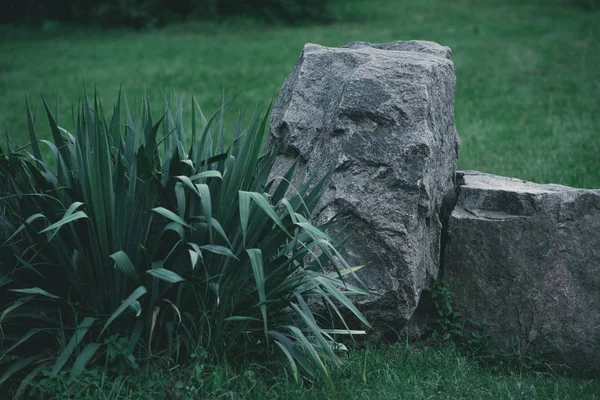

{"left": 443, "top": 171, "right": 600, "bottom": 377}
{"left": 267, "top": 41, "right": 460, "bottom": 338}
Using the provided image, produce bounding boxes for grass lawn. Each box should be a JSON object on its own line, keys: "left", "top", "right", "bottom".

{"left": 1, "top": 0, "right": 599, "bottom": 188}
{"left": 1, "top": 0, "right": 599, "bottom": 398}
{"left": 23, "top": 343, "right": 600, "bottom": 399}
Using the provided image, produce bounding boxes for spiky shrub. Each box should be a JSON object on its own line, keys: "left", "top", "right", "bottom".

{"left": 0, "top": 91, "right": 370, "bottom": 392}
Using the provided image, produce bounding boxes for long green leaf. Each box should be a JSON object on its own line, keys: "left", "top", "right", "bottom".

{"left": 152, "top": 207, "right": 190, "bottom": 228}
{"left": 189, "top": 243, "right": 204, "bottom": 270}
{"left": 190, "top": 170, "right": 222, "bottom": 181}
{"left": 188, "top": 249, "right": 200, "bottom": 269}
{"left": 224, "top": 316, "right": 261, "bottom": 322}
{"left": 146, "top": 268, "right": 185, "bottom": 283}
{"left": 70, "top": 343, "right": 102, "bottom": 377}
{"left": 95, "top": 91, "right": 116, "bottom": 255}
{"left": 0, "top": 354, "right": 43, "bottom": 386}
{"left": 51, "top": 317, "right": 96, "bottom": 377}
{"left": 9, "top": 288, "right": 59, "bottom": 299}
{"left": 110, "top": 251, "right": 141, "bottom": 284}
{"left": 25, "top": 96, "right": 42, "bottom": 162}
{"left": 40, "top": 201, "right": 87, "bottom": 233}
{"left": 247, "top": 249, "right": 268, "bottom": 340}
{"left": 199, "top": 244, "right": 237, "bottom": 259}
{"left": 0, "top": 329, "right": 42, "bottom": 361}
{"left": 208, "top": 217, "right": 232, "bottom": 247}
{"left": 162, "top": 221, "right": 185, "bottom": 240}
{"left": 196, "top": 183, "right": 213, "bottom": 240}
{"left": 290, "top": 299, "right": 339, "bottom": 366}
{"left": 42, "top": 95, "right": 71, "bottom": 170}
{"left": 317, "top": 277, "right": 371, "bottom": 329}
{"left": 0, "top": 296, "right": 33, "bottom": 324}
{"left": 239, "top": 190, "right": 251, "bottom": 247}
{"left": 42, "top": 210, "right": 88, "bottom": 241}
{"left": 98, "top": 286, "right": 147, "bottom": 339}
{"left": 274, "top": 341, "right": 299, "bottom": 383}
{"left": 39, "top": 139, "right": 70, "bottom": 188}
{"left": 1, "top": 213, "right": 49, "bottom": 246}
{"left": 240, "top": 191, "right": 290, "bottom": 237}
{"left": 143, "top": 115, "right": 165, "bottom": 164}
{"left": 269, "top": 330, "right": 315, "bottom": 376}
{"left": 273, "top": 160, "right": 298, "bottom": 202}
{"left": 174, "top": 182, "right": 186, "bottom": 218}
{"left": 286, "top": 325, "right": 333, "bottom": 390}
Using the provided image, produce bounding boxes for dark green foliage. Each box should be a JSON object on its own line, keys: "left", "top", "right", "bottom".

{"left": 2, "top": 0, "right": 334, "bottom": 28}
{"left": 546, "top": 0, "right": 600, "bottom": 10}
{"left": 216, "top": 0, "right": 334, "bottom": 24}
{"left": 572, "top": 0, "right": 600, "bottom": 9}
{"left": 0, "top": 90, "right": 370, "bottom": 396}
{"left": 430, "top": 282, "right": 467, "bottom": 343}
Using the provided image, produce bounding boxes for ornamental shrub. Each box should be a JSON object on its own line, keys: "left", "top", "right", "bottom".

{"left": 0, "top": 90, "right": 369, "bottom": 395}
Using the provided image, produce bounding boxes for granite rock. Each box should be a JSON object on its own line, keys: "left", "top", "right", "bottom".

{"left": 267, "top": 41, "right": 460, "bottom": 337}
{"left": 443, "top": 170, "right": 600, "bottom": 377}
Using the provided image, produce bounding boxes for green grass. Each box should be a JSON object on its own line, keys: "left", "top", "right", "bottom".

{"left": 23, "top": 343, "right": 600, "bottom": 399}
{"left": 1, "top": 0, "right": 600, "bottom": 398}
{"left": 1, "top": 0, "right": 599, "bottom": 188}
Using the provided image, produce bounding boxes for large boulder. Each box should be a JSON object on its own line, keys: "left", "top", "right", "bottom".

{"left": 443, "top": 170, "right": 600, "bottom": 377}
{"left": 267, "top": 41, "right": 460, "bottom": 338}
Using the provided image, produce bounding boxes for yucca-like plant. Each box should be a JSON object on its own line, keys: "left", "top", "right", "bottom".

{"left": 0, "top": 90, "right": 370, "bottom": 391}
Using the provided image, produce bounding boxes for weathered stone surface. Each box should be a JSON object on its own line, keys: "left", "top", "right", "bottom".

{"left": 267, "top": 41, "right": 460, "bottom": 337}
{"left": 443, "top": 170, "right": 600, "bottom": 377}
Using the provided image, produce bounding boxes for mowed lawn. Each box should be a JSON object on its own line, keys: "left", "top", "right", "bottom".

{"left": 1, "top": 2, "right": 600, "bottom": 398}
{"left": 1, "top": 0, "right": 599, "bottom": 188}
